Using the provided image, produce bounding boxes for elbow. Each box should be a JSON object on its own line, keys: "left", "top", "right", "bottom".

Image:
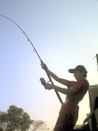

{"left": 55, "top": 76, "right": 60, "bottom": 82}
{"left": 66, "top": 90, "right": 76, "bottom": 96}
{"left": 66, "top": 91, "right": 72, "bottom": 96}
{"left": 63, "top": 89, "right": 71, "bottom": 95}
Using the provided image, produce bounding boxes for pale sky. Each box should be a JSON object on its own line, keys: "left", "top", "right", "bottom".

{"left": 0, "top": 0, "right": 98, "bottom": 130}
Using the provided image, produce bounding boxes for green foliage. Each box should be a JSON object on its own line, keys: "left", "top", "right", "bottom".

{"left": 0, "top": 105, "right": 32, "bottom": 131}
{"left": 32, "top": 120, "right": 50, "bottom": 131}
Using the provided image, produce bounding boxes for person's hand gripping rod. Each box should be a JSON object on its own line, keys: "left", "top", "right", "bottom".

{"left": 40, "top": 61, "right": 63, "bottom": 104}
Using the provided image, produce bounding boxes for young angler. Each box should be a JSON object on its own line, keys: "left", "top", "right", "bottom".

{"left": 41, "top": 62, "right": 89, "bottom": 131}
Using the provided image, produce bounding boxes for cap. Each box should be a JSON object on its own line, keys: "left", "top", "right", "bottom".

{"left": 69, "top": 65, "right": 87, "bottom": 73}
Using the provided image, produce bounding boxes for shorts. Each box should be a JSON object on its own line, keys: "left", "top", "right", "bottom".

{"left": 53, "top": 105, "right": 78, "bottom": 131}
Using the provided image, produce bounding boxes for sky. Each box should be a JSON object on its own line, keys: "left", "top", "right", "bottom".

{"left": 0, "top": 0, "right": 98, "bottom": 130}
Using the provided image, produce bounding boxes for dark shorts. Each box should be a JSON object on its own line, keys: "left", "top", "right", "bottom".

{"left": 54, "top": 112, "right": 77, "bottom": 131}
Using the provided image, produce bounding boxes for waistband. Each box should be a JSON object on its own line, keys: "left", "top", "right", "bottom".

{"left": 63, "top": 98, "right": 79, "bottom": 105}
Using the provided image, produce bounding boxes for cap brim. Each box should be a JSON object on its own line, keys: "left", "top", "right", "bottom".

{"left": 68, "top": 69, "right": 75, "bottom": 73}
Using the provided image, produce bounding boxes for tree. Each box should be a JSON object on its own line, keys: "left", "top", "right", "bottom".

{"left": 31, "top": 120, "right": 50, "bottom": 131}
{"left": 0, "top": 112, "right": 8, "bottom": 129}
{"left": 0, "top": 105, "right": 33, "bottom": 131}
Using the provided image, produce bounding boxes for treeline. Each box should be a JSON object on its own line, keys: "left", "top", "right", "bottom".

{"left": 0, "top": 105, "right": 51, "bottom": 131}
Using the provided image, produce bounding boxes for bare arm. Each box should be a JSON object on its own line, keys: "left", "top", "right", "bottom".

{"left": 41, "top": 62, "right": 69, "bottom": 86}
{"left": 45, "top": 83, "right": 79, "bottom": 95}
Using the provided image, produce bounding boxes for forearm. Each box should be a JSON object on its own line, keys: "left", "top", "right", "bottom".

{"left": 47, "top": 68, "right": 69, "bottom": 86}
{"left": 53, "top": 85, "right": 70, "bottom": 95}
{"left": 46, "top": 83, "right": 78, "bottom": 95}
{"left": 47, "top": 68, "right": 58, "bottom": 81}
{"left": 41, "top": 62, "right": 69, "bottom": 86}
{"left": 47, "top": 84, "right": 70, "bottom": 95}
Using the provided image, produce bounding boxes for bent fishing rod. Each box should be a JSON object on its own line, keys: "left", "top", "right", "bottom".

{"left": 0, "top": 14, "right": 63, "bottom": 104}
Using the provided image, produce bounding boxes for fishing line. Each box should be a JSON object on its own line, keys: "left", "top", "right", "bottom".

{"left": 0, "top": 14, "right": 63, "bottom": 104}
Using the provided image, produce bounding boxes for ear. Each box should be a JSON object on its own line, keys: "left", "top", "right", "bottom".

{"left": 81, "top": 72, "right": 86, "bottom": 77}
{"left": 81, "top": 72, "right": 85, "bottom": 75}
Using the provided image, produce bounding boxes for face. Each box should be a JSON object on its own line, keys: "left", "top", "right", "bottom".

{"left": 74, "top": 70, "right": 84, "bottom": 80}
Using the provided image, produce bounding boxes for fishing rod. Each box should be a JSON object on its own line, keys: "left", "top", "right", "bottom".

{"left": 0, "top": 14, "right": 63, "bottom": 104}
